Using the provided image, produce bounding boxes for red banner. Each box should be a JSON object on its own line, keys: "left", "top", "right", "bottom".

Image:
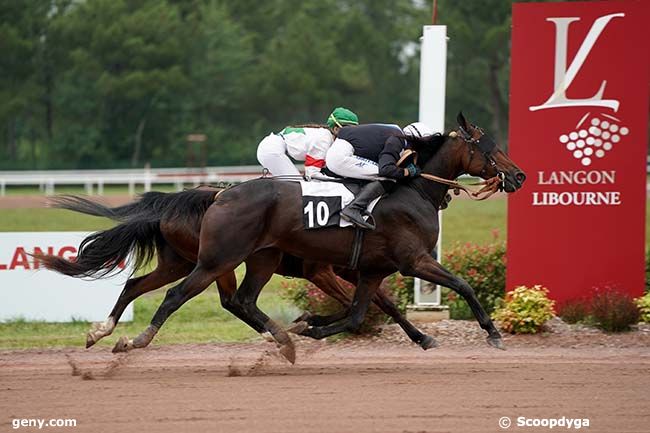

{"left": 507, "top": 1, "right": 649, "bottom": 305}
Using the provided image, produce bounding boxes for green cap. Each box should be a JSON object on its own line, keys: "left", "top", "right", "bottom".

{"left": 327, "top": 107, "right": 359, "bottom": 128}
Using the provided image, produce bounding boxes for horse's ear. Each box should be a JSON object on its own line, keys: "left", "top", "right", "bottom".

{"left": 457, "top": 111, "right": 469, "bottom": 130}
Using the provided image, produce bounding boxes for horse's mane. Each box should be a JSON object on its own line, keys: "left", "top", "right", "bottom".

{"left": 402, "top": 133, "right": 448, "bottom": 167}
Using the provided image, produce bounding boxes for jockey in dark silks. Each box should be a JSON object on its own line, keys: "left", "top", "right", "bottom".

{"left": 325, "top": 122, "right": 436, "bottom": 230}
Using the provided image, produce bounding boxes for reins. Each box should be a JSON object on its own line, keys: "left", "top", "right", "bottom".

{"left": 419, "top": 172, "right": 504, "bottom": 201}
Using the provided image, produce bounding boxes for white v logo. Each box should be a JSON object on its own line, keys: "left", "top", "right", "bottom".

{"left": 529, "top": 13, "right": 624, "bottom": 112}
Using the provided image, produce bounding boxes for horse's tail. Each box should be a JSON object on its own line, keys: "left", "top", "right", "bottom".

{"left": 38, "top": 189, "right": 218, "bottom": 278}
{"left": 48, "top": 195, "right": 139, "bottom": 221}
{"left": 34, "top": 219, "right": 162, "bottom": 278}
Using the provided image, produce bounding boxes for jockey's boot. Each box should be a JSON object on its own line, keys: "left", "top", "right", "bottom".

{"left": 340, "top": 181, "right": 386, "bottom": 230}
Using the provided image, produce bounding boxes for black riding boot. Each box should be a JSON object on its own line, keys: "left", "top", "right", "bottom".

{"left": 340, "top": 181, "right": 386, "bottom": 230}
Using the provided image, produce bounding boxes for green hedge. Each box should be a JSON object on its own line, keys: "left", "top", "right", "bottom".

{"left": 443, "top": 241, "right": 507, "bottom": 318}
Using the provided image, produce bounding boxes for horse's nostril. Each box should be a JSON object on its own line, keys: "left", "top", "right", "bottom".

{"left": 515, "top": 171, "right": 526, "bottom": 184}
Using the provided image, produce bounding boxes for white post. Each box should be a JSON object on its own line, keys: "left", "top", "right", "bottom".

{"left": 418, "top": 25, "right": 447, "bottom": 132}
{"left": 414, "top": 25, "right": 447, "bottom": 307}
{"left": 144, "top": 164, "right": 152, "bottom": 192}
{"left": 46, "top": 180, "right": 55, "bottom": 196}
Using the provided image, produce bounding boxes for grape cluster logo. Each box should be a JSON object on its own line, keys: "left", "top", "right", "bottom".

{"left": 558, "top": 113, "right": 629, "bottom": 167}
{"left": 524, "top": 12, "right": 633, "bottom": 168}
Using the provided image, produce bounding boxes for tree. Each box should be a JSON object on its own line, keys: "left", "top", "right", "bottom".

{"left": 0, "top": 1, "right": 49, "bottom": 165}
{"left": 51, "top": 0, "right": 189, "bottom": 167}
{"left": 3, "top": 0, "right": 547, "bottom": 169}
{"left": 176, "top": 0, "right": 257, "bottom": 165}
{"left": 439, "top": 0, "right": 512, "bottom": 146}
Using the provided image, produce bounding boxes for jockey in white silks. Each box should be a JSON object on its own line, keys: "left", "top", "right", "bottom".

{"left": 256, "top": 107, "right": 359, "bottom": 179}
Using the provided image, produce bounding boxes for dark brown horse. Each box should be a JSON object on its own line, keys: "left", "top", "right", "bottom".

{"left": 41, "top": 190, "right": 437, "bottom": 353}
{"left": 103, "top": 113, "right": 525, "bottom": 361}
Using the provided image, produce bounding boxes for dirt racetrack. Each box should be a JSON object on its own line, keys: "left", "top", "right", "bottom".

{"left": 2, "top": 336, "right": 649, "bottom": 433}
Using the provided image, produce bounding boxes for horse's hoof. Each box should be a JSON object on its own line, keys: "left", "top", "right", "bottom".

{"left": 419, "top": 335, "right": 438, "bottom": 350}
{"left": 112, "top": 336, "right": 131, "bottom": 353}
{"left": 487, "top": 336, "right": 506, "bottom": 350}
{"left": 85, "top": 333, "right": 97, "bottom": 349}
{"left": 278, "top": 342, "right": 296, "bottom": 365}
{"left": 292, "top": 311, "right": 312, "bottom": 323}
{"left": 286, "top": 321, "right": 309, "bottom": 335}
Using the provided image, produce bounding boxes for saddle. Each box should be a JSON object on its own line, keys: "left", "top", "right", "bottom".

{"left": 318, "top": 167, "right": 370, "bottom": 194}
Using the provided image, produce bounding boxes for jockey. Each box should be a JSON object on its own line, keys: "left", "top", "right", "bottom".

{"left": 256, "top": 107, "right": 359, "bottom": 179}
{"left": 325, "top": 121, "right": 436, "bottom": 229}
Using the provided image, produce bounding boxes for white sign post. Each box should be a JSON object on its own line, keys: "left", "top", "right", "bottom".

{"left": 0, "top": 232, "right": 133, "bottom": 322}
{"left": 412, "top": 25, "right": 447, "bottom": 308}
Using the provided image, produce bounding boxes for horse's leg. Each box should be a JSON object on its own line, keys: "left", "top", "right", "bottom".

{"left": 292, "top": 309, "right": 350, "bottom": 328}
{"left": 86, "top": 246, "right": 194, "bottom": 348}
{"left": 213, "top": 271, "right": 262, "bottom": 331}
{"left": 294, "top": 262, "right": 351, "bottom": 326}
{"left": 214, "top": 252, "right": 294, "bottom": 337}
{"left": 297, "top": 264, "right": 437, "bottom": 349}
{"left": 371, "top": 289, "right": 438, "bottom": 350}
{"left": 406, "top": 254, "right": 504, "bottom": 349}
{"left": 113, "top": 205, "right": 261, "bottom": 353}
{"left": 298, "top": 275, "right": 384, "bottom": 340}
{"left": 214, "top": 270, "right": 265, "bottom": 332}
{"left": 112, "top": 262, "right": 221, "bottom": 353}
{"left": 232, "top": 249, "right": 297, "bottom": 363}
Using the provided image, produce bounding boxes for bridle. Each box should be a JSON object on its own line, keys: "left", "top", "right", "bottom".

{"left": 458, "top": 124, "right": 505, "bottom": 183}
{"left": 417, "top": 127, "right": 506, "bottom": 201}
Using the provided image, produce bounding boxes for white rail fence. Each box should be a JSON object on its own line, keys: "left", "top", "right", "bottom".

{"left": 0, "top": 165, "right": 281, "bottom": 196}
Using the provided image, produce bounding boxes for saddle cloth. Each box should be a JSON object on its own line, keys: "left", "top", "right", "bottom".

{"left": 299, "top": 180, "right": 381, "bottom": 229}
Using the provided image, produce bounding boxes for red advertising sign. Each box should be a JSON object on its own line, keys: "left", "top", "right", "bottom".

{"left": 507, "top": 1, "right": 649, "bottom": 305}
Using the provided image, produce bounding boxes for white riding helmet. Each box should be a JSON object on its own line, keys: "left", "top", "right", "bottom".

{"left": 403, "top": 122, "right": 436, "bottom": 138}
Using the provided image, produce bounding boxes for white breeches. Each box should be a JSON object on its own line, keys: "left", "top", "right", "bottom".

{"left": 325, "top": 138, "right": 379, "bottom": 180}
{"left": 256, "top": 134, "right": 301, "bottom": 176}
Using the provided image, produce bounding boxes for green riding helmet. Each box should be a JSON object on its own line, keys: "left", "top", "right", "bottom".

{"left": 327, "top": 107, "right": 359, "bottom": 128}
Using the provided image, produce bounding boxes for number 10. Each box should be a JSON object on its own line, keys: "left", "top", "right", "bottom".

{"left": 304, "top": 201, "right": 330, "bottom": 227}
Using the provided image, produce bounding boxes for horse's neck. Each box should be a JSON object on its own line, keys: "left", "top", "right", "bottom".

{"left": 411, "top": 145, "right": 464, "bottom": 208}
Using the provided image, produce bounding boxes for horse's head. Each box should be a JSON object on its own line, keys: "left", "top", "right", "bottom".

{"left": 450, "top": 112, "right": 526, "bottom": 193}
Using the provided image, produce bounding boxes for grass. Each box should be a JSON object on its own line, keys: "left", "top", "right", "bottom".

{"left": 0, "top": 209, "right": 115, "bottom": 232}
{"left": 1, "top": 199, "right": 504, "bottom": 349}
{"left": 0, "top": 198, "right": 507, "bottom": 246}
{"left": 0, "top": 204, "right": 303, "bottom": 349}
{"left": 0, "top": 194, "right": 648, "bottom": 349}
{"left": 443, "top": 198, "right": 650, "bottom": 251}
{"left": 441, "top": 198, "right": 506, "bottom": 249}
{"left": 0, "top": 268, "right": 300, "bottom": 350}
